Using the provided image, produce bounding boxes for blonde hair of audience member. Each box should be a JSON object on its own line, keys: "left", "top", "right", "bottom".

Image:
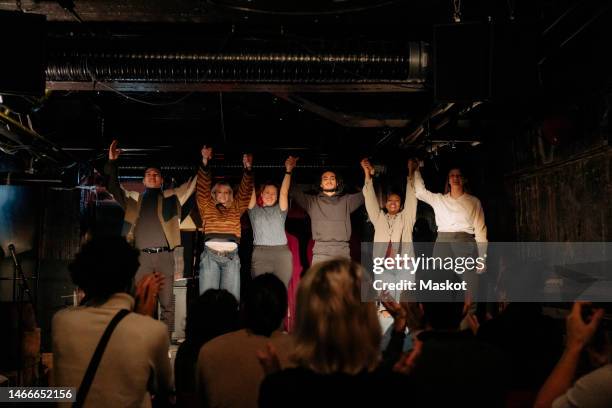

{"left": 292, "top": 259, "right": 381, "bottom": 375}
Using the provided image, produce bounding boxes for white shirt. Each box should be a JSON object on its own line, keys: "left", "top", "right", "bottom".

{"left": 414, "top": 169, "right": 487, "bottom": 256}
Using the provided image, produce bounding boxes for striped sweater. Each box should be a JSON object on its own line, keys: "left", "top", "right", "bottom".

{"left": 196, "top": 165, "right": 254, "bottom": 243}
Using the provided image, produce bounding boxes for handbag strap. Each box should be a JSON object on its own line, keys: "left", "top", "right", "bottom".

{"left": 73, "top": 308, "right": 130, "bottom": 408}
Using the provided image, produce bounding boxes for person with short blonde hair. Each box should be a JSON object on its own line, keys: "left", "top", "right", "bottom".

{"left": 292, "top": 259, "right": 381, "bottom": 374}
{"left": 197, "top": 146, "right": 254, "bottom": 301}
{"left": 258, "top": 259, "right": 405, "bottom": 408}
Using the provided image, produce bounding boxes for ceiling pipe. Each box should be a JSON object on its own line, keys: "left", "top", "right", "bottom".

{"left": 46, "top": 42, "right": 429, "bottom": 86}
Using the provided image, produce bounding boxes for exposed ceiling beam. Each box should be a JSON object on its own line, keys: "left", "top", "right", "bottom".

{"left": 273, "top": 92, "right": 410, "bottom": 127}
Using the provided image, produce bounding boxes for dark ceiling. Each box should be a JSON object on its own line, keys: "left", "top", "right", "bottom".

{"left": 0, "top": 0, "right": 611, "bottom": 184}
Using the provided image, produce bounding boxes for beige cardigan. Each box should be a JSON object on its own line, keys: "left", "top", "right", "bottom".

{"left": 104, "top": 160, "right": 197, "bottom": 249}
{"left": 363, "top": 177, "right": 417, "bottom": 259}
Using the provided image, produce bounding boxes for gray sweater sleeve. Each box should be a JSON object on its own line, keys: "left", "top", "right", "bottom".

{"left": 347, "top": 191, "right": 365, "bottom": 213}
{"left": 290, "top": 186, "right": 313, "bottom": 212}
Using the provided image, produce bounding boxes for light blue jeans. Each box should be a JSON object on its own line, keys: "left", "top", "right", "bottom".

{"left": 198, "top": 246, "right": 241, "bottom": 302}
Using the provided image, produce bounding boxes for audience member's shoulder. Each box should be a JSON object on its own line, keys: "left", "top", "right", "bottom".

{"left": 52, "top": 305, "right": 74, "bottom": 321}
{"left": 113, "top": 312, "right": 169, "bottom": 347}
{"left": 52, "top": 304, "right": 167, "bottom": 344}
{"left": 553, "top": 364, "right": 612, "bottom": 408}
{"left": 573, "top": 364, "right": 612, "bottom": 391}
{"left": 51, "top": 306, "right": 78, "bottom": 330}
{"left": 125, "top": 311, "right": 167, "bottom": 331}
{"left": 200, "top": 329, "right": 247, "bottom": 354}
{"left": 269, "top": 331, "right": 294, "bottom": 347}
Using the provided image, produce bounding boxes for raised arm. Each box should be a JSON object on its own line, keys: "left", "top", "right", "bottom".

{"left": 290, "top": 186, "right": 312, "bottom": 212}
{"left": 173, "top": 176, "right": 197, "bottom": 206}
{"left": 347, "top": 161, "right": 366, "bottom": 213}
{"left": 235, "top": 153, "right": 255, "bottom": 214}
{"left": 413, "top": 165, "right": 441, "bottom": 206}
{"left": 103, "top": 140, "right": 129, "bottom": 209}
{"left": 280, "top": 156, "right": 298, "bottom": 212}
{"left": 248, "top": 188, "right": 257, "bottom": 210}
{"left": 196, "top": 146, "right": 215, "bottom": 218}
{"left": 403, "top": 159, "right": 419, "bottom": 227}
{"left": 534, "top": 302, "right": 605, "bottom": 408}
{"left": 347, "top": 191, "right": 365, "bottom": 213}
{"left": 361, "top": 158, "right": 382, "bottom": 223}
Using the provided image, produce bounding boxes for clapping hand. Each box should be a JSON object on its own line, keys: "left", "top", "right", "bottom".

{"left": 393, "top": 339, "right": 423, "bottom": 375}
{"left": 257, "top": 343, "right": 282, "bottom": 375}
{"left": 134, "top": 272, "right": 165, "bottom": 317}
{"left": 566, "top": 302, "right": 604, "bottom": 351}
{"left": 381, "top": 292, "right": 408, "bottom": 333}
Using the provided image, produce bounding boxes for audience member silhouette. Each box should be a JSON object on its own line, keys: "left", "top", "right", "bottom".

{"left": 258, "top": 259, "right": 406, "bottom": 408}
{"left": 535, "top": 302, "right": 611, "bottom": 408}
{"left": 197, "top": 274, "right": 293, "bottom": 408}
{"left": 174, "top": 289, "right": 239, "bottom": 408}
{"left": 52, "top": 236, "right": 172, "bottom": 408}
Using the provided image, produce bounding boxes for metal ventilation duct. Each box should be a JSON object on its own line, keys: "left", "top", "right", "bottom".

{"left": 46, "top": 42, "right": 429, "bottom": 85}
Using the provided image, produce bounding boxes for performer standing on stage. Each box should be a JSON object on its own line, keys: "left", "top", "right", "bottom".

{"left": 104, "top": 140, "right": 197, "bottom": 329}
{"left": 247, "top": 156, "right": 298, "bottom": 287}
{"left": 196, "top": 146, "right": 254, "bottom": 301}
{"left": 361, "top": 158, "right": 418, "bottom": 300}
{"left": 413, "top": 162, "right": 487, "bottom": 300}
{"left": 290, "top": 165, "right": 364, "bottom": 264}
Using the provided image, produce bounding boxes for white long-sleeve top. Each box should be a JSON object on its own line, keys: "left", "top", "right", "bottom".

{"left": 413, "top": 169, "right": 488, "bottom": 256}
{"left": 363, "top": 177, "right": 417, "bottom": 259}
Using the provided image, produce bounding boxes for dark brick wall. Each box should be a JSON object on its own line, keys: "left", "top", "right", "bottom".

{"left": 502, "top": 98, "right": 611, "bottom": 241}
